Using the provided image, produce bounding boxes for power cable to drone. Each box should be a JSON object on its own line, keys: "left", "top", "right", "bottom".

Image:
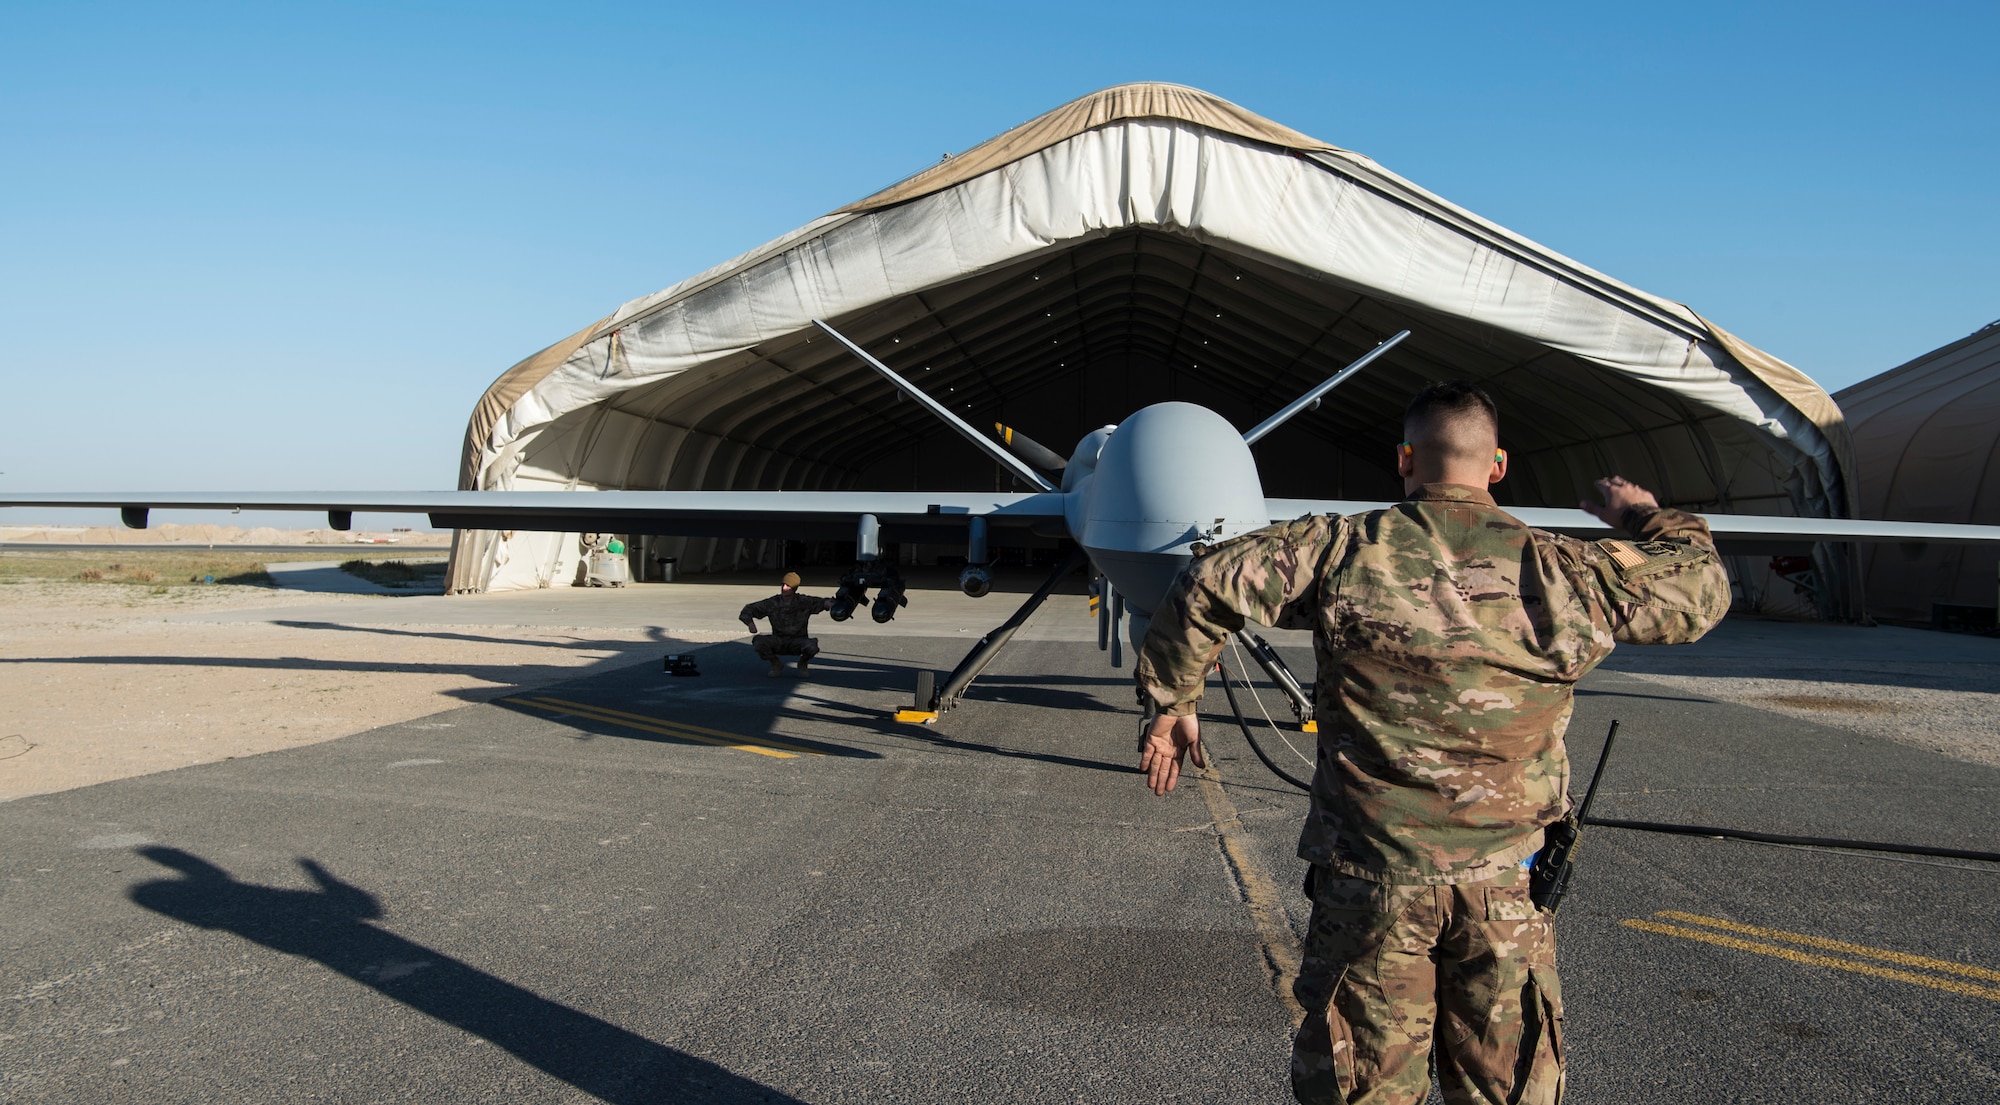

{"left": 1214, "top": 644, "right": 1312, "bottom": 792}
{"left": 1210, "top": 647, "right": 2000, "bottom": 865}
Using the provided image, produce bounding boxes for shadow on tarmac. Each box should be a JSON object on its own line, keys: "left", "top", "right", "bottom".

{"left": 490, "top": 696, "right": 884, "bottom": 759}
{"left": 1574, "top": 686, "right": 1713, "bottom": 704}
{"left": 126, "top": 847, "right": 802, "bottom": 1105}
{"left": 802, "top": 655, "right": 1131, "bottom": 711}
{"left": 270, "top": 619, "right": 669, "bottom": 649}
{"left": 1601, "top": 653, "right": 1999, "bottom": 693}
{"left": 0, "top": 648, "right": 677, "bottom": 709}
{"left": 493, "top": 644, "right": 1134, "bottom": 773}
{"left": 708, "top": 650, "right": 1138, "bottom": 773}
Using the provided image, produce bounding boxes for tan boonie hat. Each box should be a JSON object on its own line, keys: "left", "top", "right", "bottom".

{"left": 781, "top": 572, "right": 802, "bottom": 588}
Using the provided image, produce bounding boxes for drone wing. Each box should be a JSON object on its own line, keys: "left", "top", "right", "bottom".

{"left": 0, "top": 490, "right": 1068, "bottom": 543}
{"left": 1264, "top": 499, "right": 2000, "bottom": 550}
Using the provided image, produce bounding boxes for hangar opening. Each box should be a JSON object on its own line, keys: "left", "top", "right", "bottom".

{"left": 447, "top": 83, "right": 1855, "bottom": 616}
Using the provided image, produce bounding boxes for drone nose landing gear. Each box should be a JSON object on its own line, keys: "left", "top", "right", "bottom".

{"left": 1092, "top": 576, "right": 1126, "bottom": 669}
{"left": 896, "top": 546, "right": 1089, "bottom": 724}
{"left": 1234, "top": 630, "right": 1317, "bottom": 733}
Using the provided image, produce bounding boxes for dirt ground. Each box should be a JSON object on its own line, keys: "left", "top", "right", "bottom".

{"left": 0, "top": 523, "right": 451, "bottom": 546}
{"left": 5, "top": 549, "right": 1995, "bottom": 803}
{"left": 0, "top": 577, "right": 726, "bottom": 802}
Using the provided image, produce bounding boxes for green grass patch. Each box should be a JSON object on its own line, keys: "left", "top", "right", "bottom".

{"left": 0, "top": 549, "right": 325, "bottom": 587}
{"left": 338, "top": 558, "right": 449, "bottom": 587}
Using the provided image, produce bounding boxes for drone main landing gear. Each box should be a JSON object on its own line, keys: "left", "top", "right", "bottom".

{"left": 896, "top": 546, "right": 1089, "bottom": 724}
{"left": 1233, "top": 629, "right": 1318, "bottom": 733}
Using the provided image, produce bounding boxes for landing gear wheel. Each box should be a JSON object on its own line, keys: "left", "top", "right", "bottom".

{"left": 913, "top": 670, "right": 936, "bottom": 712}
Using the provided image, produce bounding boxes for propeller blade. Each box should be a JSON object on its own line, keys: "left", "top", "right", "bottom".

{"left": 1243, "top": 329, "right": 1411, "bottom": 445}
{"left": 812, "top": 319, "right": 1056, "bottom": 493}
{"left": 993, "top": 423, "right": 1068, "bottom": 472}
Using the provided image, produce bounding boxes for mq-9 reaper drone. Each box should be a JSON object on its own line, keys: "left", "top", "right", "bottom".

{"left": 9, "top": 319, "right": 2000, "bottom": 728}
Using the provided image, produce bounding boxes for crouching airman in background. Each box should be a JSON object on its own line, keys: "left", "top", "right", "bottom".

{"left": 740, "top": 572, "right": 833, "bottom": 677}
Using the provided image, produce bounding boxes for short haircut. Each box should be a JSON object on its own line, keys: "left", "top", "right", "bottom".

{"left": 1404, "top": 381, "right": 1500, "bottom": 465}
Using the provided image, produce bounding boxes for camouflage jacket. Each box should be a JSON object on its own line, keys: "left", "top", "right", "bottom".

{"left": 1135, "top": 483, "right": 1730, "bottom": 885}
{"left": 739, "top": 592, "right": 831, "bottom": 638}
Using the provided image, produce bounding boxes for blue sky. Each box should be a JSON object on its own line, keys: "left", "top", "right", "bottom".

{"left": 2, "top": 1, "right": 1995, "bottom": 526}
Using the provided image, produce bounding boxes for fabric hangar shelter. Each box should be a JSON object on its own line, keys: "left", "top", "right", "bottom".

{"left": 444, "top": 82, "right": 1857, "bottom": 617}
{"left": 1834, "top": 320, "right": 2000, "bottom": 628}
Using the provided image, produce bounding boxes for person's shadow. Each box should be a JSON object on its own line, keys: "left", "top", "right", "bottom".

{"left": 128, "top": 847, "right": 803, "bottom": 1104}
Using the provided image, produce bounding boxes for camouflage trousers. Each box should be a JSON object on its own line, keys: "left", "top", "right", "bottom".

{"left": 751, "top": 635, "right": 819, "bottom": 661}
{"left": 1291, "top": 863, "right": 1562, "bottom": 1105}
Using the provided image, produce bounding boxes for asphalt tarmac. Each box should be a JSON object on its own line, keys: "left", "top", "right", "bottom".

{"left": 3, "top": 634, "right": 1996, "bottom": 1103}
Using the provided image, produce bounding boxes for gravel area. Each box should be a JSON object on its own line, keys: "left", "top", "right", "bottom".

{"left": 1600, "top": 617, "right": 2000, "bottom": 768}
{"left": 0, "top": 579, "right": 725, "bottom": 802}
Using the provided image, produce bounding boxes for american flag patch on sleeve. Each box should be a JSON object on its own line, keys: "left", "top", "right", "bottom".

{"left": 1602, "top": 540, "right": 1648, "bottom": 570}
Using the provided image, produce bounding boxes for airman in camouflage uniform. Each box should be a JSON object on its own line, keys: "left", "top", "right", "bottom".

{"left": 740, "top": 572, "right": 833, "bottom": 676}
{"left": 1135, "top": 382, "right": 1731, "bottom": 1104}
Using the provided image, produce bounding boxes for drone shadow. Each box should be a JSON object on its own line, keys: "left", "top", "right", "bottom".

{"left": 126, "top": 846, "right": 801, "bottom": 1105}
{"left": 268, "top": 619, "right": 675, "bottom": 650}
{"left": 489, "top": 696, "right": 883, "bottom": 759}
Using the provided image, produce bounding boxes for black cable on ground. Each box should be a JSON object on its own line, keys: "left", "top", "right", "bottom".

{"left": 1584, "top": 817, "right": 2000, "bottom": 864}
{"left": 1216, "top": 663, "right": 1999, "bottom": 864}
{"left": 1215, "top": 661, "right": 1312, "bottom": 792}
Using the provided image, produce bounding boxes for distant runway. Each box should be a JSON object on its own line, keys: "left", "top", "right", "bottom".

{"left": 0, "top": 543, "right": 449, "bottom": 554}
{"left": 2, "top": 636, "right": 1995, "bottom": 1103}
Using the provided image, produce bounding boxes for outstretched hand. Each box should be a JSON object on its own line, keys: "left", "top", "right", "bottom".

{"left": 1579, "top": 475, "right": 1659, "bottom": 530}
{"left": 1139, "top": 712, "right": 1205, "bottom": 795}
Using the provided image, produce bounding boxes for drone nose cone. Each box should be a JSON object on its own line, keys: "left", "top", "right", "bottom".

{"left": 1085, "top": 403, "right": 1266, "bottom": 546}
{"left": 1081, "top": 402, "right": 1269, "bottom": 612}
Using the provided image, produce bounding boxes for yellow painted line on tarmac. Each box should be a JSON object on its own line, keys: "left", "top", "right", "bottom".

{"left": 506, "top": 697, "right": 807, "bottom": 759}
{"left": 524, "top": 700, "right": 804, "bottom": 760}
{"left": 528, "top": 697, "right": 826, "bottom": 757}
{"left": 1622, "top": 919, "right": 2000, "bottom": 1004}
{"left": 1656, "top": 911, "right": 2000, "bottom": 983}
{"left": 533, "top": 698, "right": 823, "bottom": 755}
{"left": 1195, "top": 764, "right": 1305, "bottom": 1025}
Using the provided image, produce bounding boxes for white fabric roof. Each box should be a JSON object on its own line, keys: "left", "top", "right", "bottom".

{"left": 449, "top": 83, "right": 1854, "bottom": 598}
